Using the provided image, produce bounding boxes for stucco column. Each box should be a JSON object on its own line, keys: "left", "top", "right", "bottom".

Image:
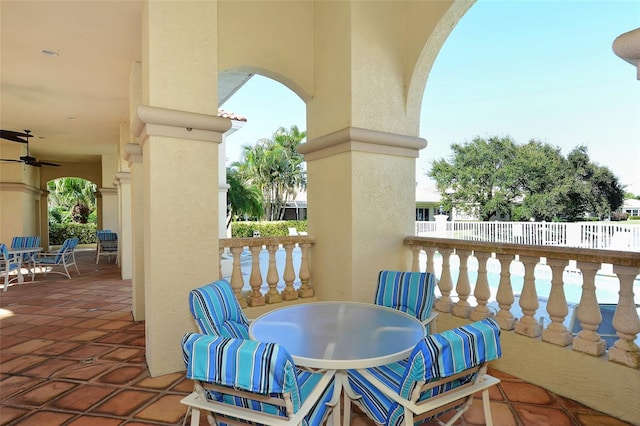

{"left": 115, "top": 172, "right": 132, "bottom": 279}
{"left": 298, "top": 128, "right": 426, "bottom": 302}
{"left": 124, "top": 144, "right": 145, "bottom": 321}
{"left": 132, "top": 107, "right": 229, "bottom": 376}
{"left": 99, "top": 187, "right": 118, "bottom": 232}
{"left": 138, "top": 0, "right": 220, "bottom": 376}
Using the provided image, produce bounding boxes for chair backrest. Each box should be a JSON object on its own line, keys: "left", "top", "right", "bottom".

{"left": 189, "top": 279, "right": 250, "bottom": 338}
{"left": 11, "top": 236, "right": 41, "bottom": 249}
{"left": 0, "top": 243, "right": 9, "bottom": 261}
{"left": 374, "top": 270, "right": 436, "bottom": 323}
{"left": 56, "top": 238, "right": 79, "bottom": 263}
{"left": 399, "top": 318, "right": 502, "bottom": 401}
{"left": 97, "top": 230, "right": 118, "bottom": 242}
{"left": 182, "top": 332, "right": 302, "bottom": 416}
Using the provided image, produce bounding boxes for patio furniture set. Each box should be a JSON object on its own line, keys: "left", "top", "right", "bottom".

{"left": 180, "top": 270, "right": 503, "bottom": 426}
{"left": 0, "top": 236, "right": 81, "bottom": 290}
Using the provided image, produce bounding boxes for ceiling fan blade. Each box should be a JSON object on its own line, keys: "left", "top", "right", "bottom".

{"left": 38, "top": 160, "right": 61, "bottom": 167}
{"left": 0, "top": 158, "right": 25, "bottom": 163}
{"left": 0, "top": 130, "right": 29, "bottom": 143}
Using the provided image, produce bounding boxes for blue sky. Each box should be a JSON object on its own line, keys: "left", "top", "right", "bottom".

{"left": 221, "top": 0, "right": 640, "bottom": 194}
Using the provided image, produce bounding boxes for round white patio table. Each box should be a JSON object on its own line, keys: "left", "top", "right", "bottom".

{"left": 249, "top": 301, "right": 425, "bottom": 369}
{"left": 250, "top": 301, "right": 425, "bottom": 426}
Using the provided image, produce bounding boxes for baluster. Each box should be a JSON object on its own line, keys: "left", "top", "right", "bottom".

{"left": 452, "top": 249, "right": 472, "bottom": 318}
{"left": 230, "top": 246, "right": 247, "bottom": 308}
{"left": 282, "top": 243, "right": 298, "bottom": 301}
{"left": 572, "top": 261, "right": 606, "bottom": 356}
{"left": 298, "top": 243, "right": 314, "bottom": 298}
{"left": 470, "top": 251, "right": 492, "bottom": 321}
{"left": 218, "top": 247, "right": 224, "bottom": 279}
{"left": 247, "top": 245, "right": 265, "bottom": 307}
{"left": 542, "top": 258, "right": 572, "bottom": 346}
{"left": 608, "top": 265, "right": 640, "bottom": 368}
{"left": 515, "top": 255, "right": 542, "bottom": 337}
{"left": 494, "top": 253, "right": 516, "bottom": 329}
{"left": 434, "top": 248, "right": 454, "bottom": 313}
{"left": 409, "top": 244, "right": 421, "bottom": 272}
{"left": 425, "top": 247, "right": 437, "bottom": 275}
{"left": 264, "top": 244, "right": 281, "bottom": 304}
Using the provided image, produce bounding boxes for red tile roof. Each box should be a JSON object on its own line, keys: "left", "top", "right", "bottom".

{"left": 218, "top": 109, "right": 247, "bottom": 122}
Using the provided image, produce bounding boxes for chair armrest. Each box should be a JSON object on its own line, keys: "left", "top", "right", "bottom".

{"left": 422, "top": 312, "right": 438, "bottom": 332}
{"left": 354, "top": 367, "right": 500, "bottom": 415}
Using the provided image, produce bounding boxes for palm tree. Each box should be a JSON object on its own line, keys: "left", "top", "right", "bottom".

{"left": 47, "top": 177, "right": 97, "bottom": 224}
{"left": 237, "top": 125, "right": 306, "bottom": 221}
{"left": 226, "top": 166, "right": 264, "bottom": 226}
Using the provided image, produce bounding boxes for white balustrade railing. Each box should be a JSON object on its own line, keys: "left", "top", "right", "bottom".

{"left": 219, "top": 236, "right": 315, "bottom": 308}
{"left": 405, "top": 236, "right": 640, "bottom": 368}
{"left": 416, "top": 220, "right": 640, "bottom": 251}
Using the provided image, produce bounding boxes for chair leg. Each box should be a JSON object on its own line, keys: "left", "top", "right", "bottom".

{"left": 190, "top": 407, "right": 200, "bottom": 426}
{"left": 482, "top": 388, "right": 494, "bottom": 426}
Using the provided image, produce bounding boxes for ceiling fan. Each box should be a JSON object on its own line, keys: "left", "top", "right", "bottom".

{"left": 0, "top": 129, "right": 60, "bottom": 167}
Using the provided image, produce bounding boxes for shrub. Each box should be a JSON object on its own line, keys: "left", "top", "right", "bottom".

{"left": 230, "top": 221, "right": 307, "bottom": 238}
{"left": 49, "top": 223, "right": 97, "bottom": 245}
{"left": 611, "top": 211, "right": 628, "bottom": 221}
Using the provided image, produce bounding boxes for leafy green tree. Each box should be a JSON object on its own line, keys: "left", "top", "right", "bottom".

{"left": 47, "top": 177, "right": 97, "bottom": 224}
{"left": 564, "top": 146, "right": 624, "bottom": 220}
{"left": 429, "top": 136, "right": 519, "bottom": 221}
{"left": 236, "top": 125, "right": 306, "bottom": 221}
{"left": 511, "top": 141, "right": 567, "bottom": 221}
{"left": 429, "top": 138, "right": 624, "bottom": 222}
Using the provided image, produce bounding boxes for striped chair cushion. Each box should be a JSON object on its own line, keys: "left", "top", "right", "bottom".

{"left": 347, "top": 318, "right": 502, "bottom": 426}
{"left": 182, "top": 332, "right": 335, "bottom": 426}
{"left": 375, "top": 270, "right": 436, "bottom": 323}
{"left": 11, "top": 236, "right": 41, "bottom": 249}
{"left": 38, "top": 238, "right": 78, "bottom": 264}
{"left": 189, "top": 280, "right": 250, "bottom": 338}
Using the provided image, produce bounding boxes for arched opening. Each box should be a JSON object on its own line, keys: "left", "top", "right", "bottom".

{"left": 219, "top": 73, "right": 308, "bottom": 229}
{"left": 46, "top": 177, "right": 98, "bottom": 246}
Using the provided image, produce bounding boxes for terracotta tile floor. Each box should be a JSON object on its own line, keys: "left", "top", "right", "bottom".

{"left": 0, "top": 250, "right": 634, "bottom": 426}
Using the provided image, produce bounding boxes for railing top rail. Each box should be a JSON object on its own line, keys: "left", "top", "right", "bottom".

{"left": 405, "top": 236, "right": 640, "bottom": 267}
{"left": 220, "top": 236, "right": 315, "bottom": 248}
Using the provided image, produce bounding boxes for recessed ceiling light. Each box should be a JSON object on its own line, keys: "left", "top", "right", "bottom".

{"left": 41, "top": 49, "right": 59, "bottom": 56}
{"left": 67, "top": 116, "right": 77, "bottom": 120}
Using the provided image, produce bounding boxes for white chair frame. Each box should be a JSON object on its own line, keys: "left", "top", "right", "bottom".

{"left": 346, "top": 364, "right": 500, "bottom": 426}
{"left": 181, "top": 370, "right": 338, "bottom": 426}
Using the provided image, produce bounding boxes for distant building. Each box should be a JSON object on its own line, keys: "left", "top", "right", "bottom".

{"left": 621, "top": 199, "right": 640, "bottom": 217}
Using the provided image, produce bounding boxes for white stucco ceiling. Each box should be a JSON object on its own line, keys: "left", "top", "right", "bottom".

{"left": 0, "top": 1, "right": 249, "bottom": 165}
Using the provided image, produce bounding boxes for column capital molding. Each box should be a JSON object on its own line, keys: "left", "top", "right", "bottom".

{"left": 99, "top": 187, "right": 117, "bottom": 196}
{"left": 114, "top": 172, "right": 131, "bottom": 186}
{"left": 613, "top": 28, "right": 640, "bottom": 79}
{"left": 297, "top": 127, "right": 427, "bottom": 161}
{"left": 0, "top": 182, "right": 43, "bottom": 196}
{"left": 123, "top": 143, "right": 143, "bottom": 165}
{"left": 131, "top": 105, "right": 232, "bottom": 146}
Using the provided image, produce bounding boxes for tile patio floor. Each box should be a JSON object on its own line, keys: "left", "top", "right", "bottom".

{"left": 0, "top": 250, "right": 634, "bottom": 426}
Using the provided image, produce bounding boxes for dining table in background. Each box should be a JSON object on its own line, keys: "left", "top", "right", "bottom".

{"left": 7, "top": 246, "right": 42, "bottom": 284}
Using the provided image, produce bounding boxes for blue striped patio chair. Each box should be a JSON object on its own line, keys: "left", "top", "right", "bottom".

{"left": 375, "top": 270, "right": 438, "bottom": 334}
{"left": 96, "top": 230, "right": 118, "bottom": 264}
{"left": 10, "top": 236, "right": 41, "bottom": 280}
{"left": 180, "top": 333, "right": 338, "bottom": 426}
{"left": 1, "top": 243, "right": 21, "bottom": 291}
{"left": 33, "top": 237, "right": 80, "bottom": 279}
{"left": 189, "top": 279, "right": 250, "bottom": 338}
{"left": 346, "top": 318, "right": 502, "bottom": 426}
